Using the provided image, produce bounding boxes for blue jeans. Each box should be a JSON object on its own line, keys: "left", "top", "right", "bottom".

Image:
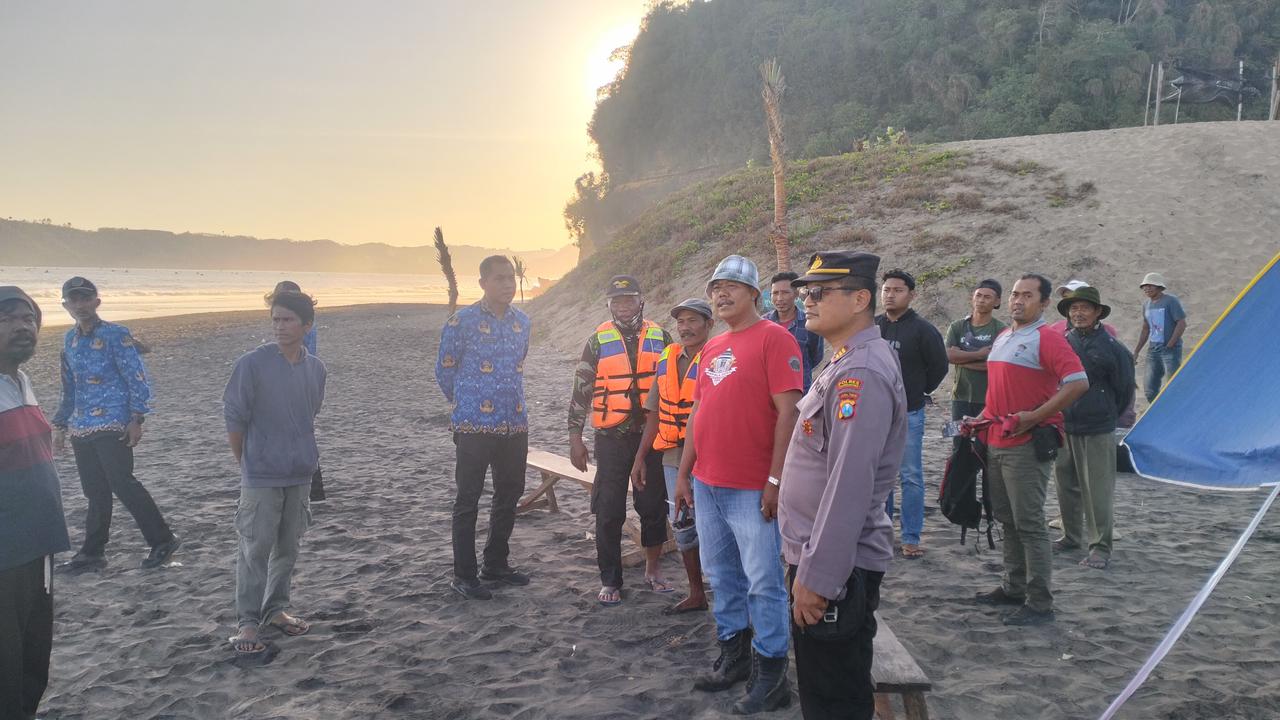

{"left": 1145, "top": 343, "right": 1182, "bottom": 403}
{"left": 693, "top": 477, "right": 789, "bottom": 658}
{"left": 885, "top": 408, "right": 925, "bottom": 545}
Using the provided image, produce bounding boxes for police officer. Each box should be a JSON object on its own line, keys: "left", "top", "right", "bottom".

{"left": 778, "top": 251, "right": 908, "bottom": 719}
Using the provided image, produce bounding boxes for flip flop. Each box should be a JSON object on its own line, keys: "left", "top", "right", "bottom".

{"left": 644, "top": 576, "right": 676, "bottom": 594}
{"left": 266, "top": 614, "right": 311, "bottom": 637}
{"left": 902, "top": 544, "right": 925, "bottom": 560}
{"left": 597, "top": 587, "right": 622, "bottom": 606}
{"left": 229, "top": 633, "right": 267, "bottom": 655}
{"left": 662, "top": 599, "right": 709, "bottom": 615}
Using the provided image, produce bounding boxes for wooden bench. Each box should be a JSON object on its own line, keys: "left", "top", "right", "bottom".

{"left": 873, "top": 617, "right": 933, "bottom": 720}
{"left": 519, "top": 448, "right": 676, "bottom": 567}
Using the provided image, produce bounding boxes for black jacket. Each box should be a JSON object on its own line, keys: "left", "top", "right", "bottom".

{"left": 1063, "top": 326, "right": 1135, "bottom": 435}
{"left": 875, "top": 309, "right": 948, "bottom": 412}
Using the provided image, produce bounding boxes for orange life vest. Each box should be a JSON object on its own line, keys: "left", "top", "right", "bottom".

{"left": 591, "top": 320, "right": 667, "bottom": 429}
{"left": 653, "top": 343, "right": 701, "bottom": 451}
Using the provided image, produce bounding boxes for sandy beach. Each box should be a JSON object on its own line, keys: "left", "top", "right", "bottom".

{"left": 21, "top": 302, "right": 1280, "bottom": 720}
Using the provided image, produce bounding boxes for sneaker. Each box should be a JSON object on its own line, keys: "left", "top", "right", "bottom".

{"left": 975, "top": 587, "right": 1025, "bottom": 606}
{"left": 142, "top": 536, "right": 182, "bottom": 569}
{"left": 480, "top": 565, "right": 530, "bottom": 586}
{"left": 1003, "top": 606, "right": 1055, "bottom": 626}
{"left": 451, "top": 576, "right": 493, "bottom": 600}
{"left": 64, "top": 552, "right": 108, "bottom": 571}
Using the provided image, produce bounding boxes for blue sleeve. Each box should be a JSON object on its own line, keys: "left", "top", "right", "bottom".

{"left": 305, "top": 327, "right": 318, "bottom": 356}
{"left": 111, "top": 328, "right": 153, "bottom": 417}
{"left": 436, "top": 314, "right": 461, "bottom": 402}
{"left": 1168, "top": 297, "right": 1186, "bottom": 322}
{"left": 52, "top": 346, "right": 73, "bottom": 428}
{"left": 223, "top": 356, "right": 254, "bottom": 434}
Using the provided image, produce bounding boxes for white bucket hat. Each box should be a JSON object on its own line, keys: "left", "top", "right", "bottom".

{"left": 1139, "top": 272, "right": 1167, "bottom": 289}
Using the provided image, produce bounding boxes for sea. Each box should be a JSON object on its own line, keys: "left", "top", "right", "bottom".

{"left": 1, "top": 266, "right": 482, "bottom": 327}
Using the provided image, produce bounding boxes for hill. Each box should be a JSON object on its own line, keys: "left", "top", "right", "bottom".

{"left": 567, "top": 0, "right": 1280, "bottom": 254}
{"left": 534, "top": 121, "right": 1280, "bottom": 367}
{"left": 0, "top": 220, "right": 577, "bottom": 280}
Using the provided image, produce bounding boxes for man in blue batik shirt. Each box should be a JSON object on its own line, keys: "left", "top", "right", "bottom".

{"left": 436, "top": 256, "right": 531, "bottom": 600}
{"left": 766, "top": 271, "right": 824, "bottom": 391}
{"left": 52, "top": 277, "right": 180, "bottom": 571}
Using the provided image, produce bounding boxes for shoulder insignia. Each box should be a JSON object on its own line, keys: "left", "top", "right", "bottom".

{"left": 832, "top": 345, "right": 849, "bottom": 362}
{"left": 836, "top": 391, "right": 859, "bottom": 420}
{"left": 837, "top": 378, "right": 863, "bottom": 390}
{"left": 802, "top": 419, "right": 814, "bottom": 436}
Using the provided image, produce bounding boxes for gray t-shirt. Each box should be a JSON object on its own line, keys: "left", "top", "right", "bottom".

{"left": 223, "top": 344, "right": 326, "bottom": 488}
{"left": 1144, "top": 293, "right": 1186, "bottom": 346}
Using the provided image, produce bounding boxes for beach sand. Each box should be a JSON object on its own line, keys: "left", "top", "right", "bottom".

{"left": 22, "top": 303, "right": 1280, "bottom": 719}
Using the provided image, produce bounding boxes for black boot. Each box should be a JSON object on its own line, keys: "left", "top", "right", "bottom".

{"left": 692, "top": 628, "right": 752, "bottom": 692}
{"left": 731, "top": 651, "right": 791, "bottom": 715}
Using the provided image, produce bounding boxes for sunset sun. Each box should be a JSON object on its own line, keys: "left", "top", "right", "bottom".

{"left": 585, "top": 22, "right": 638, "bottom": 101}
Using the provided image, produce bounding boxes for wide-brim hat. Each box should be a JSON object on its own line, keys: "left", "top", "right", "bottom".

{"left": 1058, "top": 286, "right": 1111, "bottom": 320}
{"left": 1057, "top": 279, "right": 1088, "bottom": 297}
{"left": 1139, "top": 272, "right": 1167, "bottom": 289}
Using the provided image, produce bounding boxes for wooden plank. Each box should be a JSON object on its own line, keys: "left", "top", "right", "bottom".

{"left": 526, "top": 448, "right": 595, "bottom": 485}
{"left": 517, "top": 471, "right": 562, "bottom": 513}
{"left": 902, "top": 692, "right": 930, "bottom": 720}
{"left": 872, "top": 619, "right": 932, "bottom": 692}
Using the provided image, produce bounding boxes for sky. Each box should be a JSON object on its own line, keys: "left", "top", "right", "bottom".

{"left": 0, "top": 1, "right": 648, "bottom": 251}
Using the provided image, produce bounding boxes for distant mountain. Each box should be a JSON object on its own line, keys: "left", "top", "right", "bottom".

{"left": 0, "top": 219, "right": 578, "bottom": 280}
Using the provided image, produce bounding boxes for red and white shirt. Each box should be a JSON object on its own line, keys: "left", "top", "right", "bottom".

{"left": 983, "top": 318, "right": 1087, "bottom": 449}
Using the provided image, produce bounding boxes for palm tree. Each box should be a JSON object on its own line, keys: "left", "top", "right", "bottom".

{"left": 513, "top": 256, "right": 528, "bottom": 303}
{"left": 760, "top": 58, "right": 789, "bottom": 272}
{"left": 434, "top": 226, "right": 458, "bottom": 315}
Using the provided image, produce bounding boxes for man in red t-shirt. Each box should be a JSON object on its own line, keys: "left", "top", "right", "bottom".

{"left": 973, "top": 274, "right": 1088, "bottom": 626}
{"left": 674, "top": 254, "right": 803, "bottom": 714}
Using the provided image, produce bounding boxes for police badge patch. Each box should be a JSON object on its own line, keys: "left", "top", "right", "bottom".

{"left": 837, "top": 391, "right": 859, "bottom": 420}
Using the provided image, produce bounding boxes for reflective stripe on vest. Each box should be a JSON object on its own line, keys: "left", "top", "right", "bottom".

{"left": 653, "top": 343, "right": 700, "bottom": 451}
{"left": 591, "top": 320, "right": 666, "bottom": 429}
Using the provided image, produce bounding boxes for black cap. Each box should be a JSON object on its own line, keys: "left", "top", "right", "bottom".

{"left": 791, "top": 251, "right": 881, "bottom": 287}
{"left": 976, "top": 278, "right": 1003, "bottom": 307}
{"left": 0, "top": 286, "right": 41, "bottom": 328}
{"left": 605, "top": 275, "right": 642, "bottom": 298}
{"left": 61, "top": 276, "right": 98, "bottom": 299}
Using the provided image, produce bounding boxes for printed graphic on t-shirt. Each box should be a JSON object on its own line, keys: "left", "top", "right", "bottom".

{"left": 705, "top": 348, "right": 738, "bottom": 386}
{"left": 1145, "top": 305, "right": 1166, "bottom": 343}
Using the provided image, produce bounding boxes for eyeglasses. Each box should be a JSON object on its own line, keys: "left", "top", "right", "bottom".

{"left": 796, "top": 285, "right": 858, "bottom": 303}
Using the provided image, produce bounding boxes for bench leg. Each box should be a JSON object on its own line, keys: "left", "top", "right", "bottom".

{"left": 518, "top": 472, "right": 559, "bottom": 513}
{"left": 902, "top": 691, "right": 929, "bottom": 720}
{"left": 875, "top": 693, "right": 896, "bottom": 720}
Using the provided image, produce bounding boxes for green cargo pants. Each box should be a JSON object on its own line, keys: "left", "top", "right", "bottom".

{"left": 987, "top": 443, "right": 1053, "bottom": 612}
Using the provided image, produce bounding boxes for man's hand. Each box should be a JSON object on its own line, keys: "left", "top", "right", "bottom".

{"left": 122, "top": 419, "right": 143, "bottom": 447}
{"left": 791, "top": 579, "right": 829, "bottom": 627}
{"left": 569, "top": 435, "right": 591, "bottom": 472}
{"left": 675, "top": 472, "right": 694, "bottom": 513}
{"left": 1009, "top": 410, "right": 1038, "bottom": 437}
{"left": 629, "top": 456, "right": 647, "bottom": 491}
{"left": 1165, "top": 341, "right": 1178, "bottom": 350}
{"left": 761, "top": 482, "right": 779, "bottom": 522}
{"left": 52, "top": 428, "right": 66, "bottom": 453}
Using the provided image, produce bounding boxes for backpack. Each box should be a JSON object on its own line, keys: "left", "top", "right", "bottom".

{"left": 939, "top": 434, "right": 995, "bottom": 549}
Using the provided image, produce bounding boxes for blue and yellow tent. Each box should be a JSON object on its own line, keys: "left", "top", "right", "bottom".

{"left": 1101, "top": 251, "right": 1280, "bottom": 719}
{"left": 1123, "top": 251, "right": 1280, "bottom": 490}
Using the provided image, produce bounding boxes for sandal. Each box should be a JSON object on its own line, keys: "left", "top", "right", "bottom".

{"left": 266, "top": 613, "right": 311, "bottom": 637}
{"left": 597, "top": 586, "right": 622, "bottom": 606}
{"left": 229, "top": 630, "right": 267, "bottom": 655}
{"left": 644, "top": 576, "right": 676, "bottom": 594}
{"left": 1052, "top": 538, "right": 1081, "bottom": 553}
{"left": 1079, "top": 553, "right": 1110, "bottom": 570}
{"left": 902, "top": 544, "right": 925, "bottom": 560}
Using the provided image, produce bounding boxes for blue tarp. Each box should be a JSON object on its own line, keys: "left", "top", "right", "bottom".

{"left": 1123, "top": 252, "right": 1280, "bottom": 490}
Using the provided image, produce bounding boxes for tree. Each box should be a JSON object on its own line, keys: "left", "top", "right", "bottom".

{"left": 760, "top": 57, "right": 789, "bottom": 272}
{"left": 513, "top": 256, "right": 528, "bottom": 303}
{"left": 434, "top": 227, "right": 458, "bottom": 315}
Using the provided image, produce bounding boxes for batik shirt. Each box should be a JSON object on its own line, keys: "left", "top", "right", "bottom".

{"left": 436, "top": 302, "right": 530, "bottom": 434}
{"left": 52, "top": 319, "right": 153, "bottom": 437}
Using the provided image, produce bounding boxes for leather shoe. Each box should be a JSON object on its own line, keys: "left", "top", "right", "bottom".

{"left": 141, "top": 536, "right": 181, "bottom": 569}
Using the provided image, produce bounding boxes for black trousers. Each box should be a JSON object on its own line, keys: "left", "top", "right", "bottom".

{"left": 0, "top": 557, "right": 54, "bottom": 720}
{"left": 71, "top": 432, "right": 173, "bottom": 555}
{"left": 789, "top": 565, "right": 884, "bottom": 720}
{"left": 452, "top": 432, "right": 528, "bottom": 580}
{"left": 592, "top": 431, "right": 667, "bottom": 588}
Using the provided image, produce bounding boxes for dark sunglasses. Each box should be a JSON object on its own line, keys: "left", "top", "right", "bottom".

{"left": 796, "top": 285, "right": 858, "bottom": 303}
